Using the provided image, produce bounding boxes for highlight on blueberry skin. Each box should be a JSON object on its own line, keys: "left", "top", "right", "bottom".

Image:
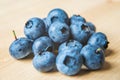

{"left": 24, "top": 17, "right": 45, "bottom": 40}
{"left": 70, "top": 22, "right": 94, "bottom": 45}
{"left": 58, "top": 40, "right": 83, "bottom": 54}
{"left": 32, "top": 51, "right": 56, "bottom": 72}
{"left": 80, "top": 44, "right": 105, "bottom": 70}
{"left": 48, "top": 21, "right": 70, "bottom": 44}
{"left": 56, "top": 49, "right": 83, "bottom": 76}
{"left": 47, "top": 8, "right": 69, "bottom": 26}
{"left": 88, "top": 32, "right": 109, "bottom": 49}
{"left": 70, "top": 15, "right": 86, "bottom": 24}
{"left": 9, "top": 37, "right": 33, "bottom": 59}
{"left": 32, "top": 36, "right": 54, "bottom": 55}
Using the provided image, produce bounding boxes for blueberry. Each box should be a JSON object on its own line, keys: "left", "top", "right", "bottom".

{"left": 33, "top": 51, "right": 56, "bottom": 72}
{"left": 80, "top": 44, "right": 105, "bottom": 70}
{"left": 43, "top": 18, "right": 49, "bottom": 33}
{"left": 24, "top": 17, "right": 45, "bottom": 40}
{"left": 88, "top": 32, "right": 109, "bottom": 49}
{"left": 70, "top": 22, "right": 94, "bottom": 45}
{"left": 32, "top": 36, "right": 54, "bottom": 55}
{"left": 58, "top": 40, "right": 83, "bottom": 54}
{"left": 9, "top": 38, "right": 33, "bottom": 59}
{"left": 56, "top": 48, "right": 83, "bottom": 76}
{"left": 70, "top": 15, "right": 86, "bottom": 24}
{"left": 47, "top": 8, "right": 69, "bottom": 26}
{"left": 48, "top": 21, "right": 70, "bottom": 44}
{"left": 85, "top": 22, "right": 96, "bottom": 32}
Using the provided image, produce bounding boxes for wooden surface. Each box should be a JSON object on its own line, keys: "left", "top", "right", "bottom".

{"left": 0, "top": 0, "right": 120, "bottom": 80}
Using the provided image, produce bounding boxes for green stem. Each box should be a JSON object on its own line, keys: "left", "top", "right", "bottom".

{"left": 12, "top": 30, "right": 17, "bottom": 40}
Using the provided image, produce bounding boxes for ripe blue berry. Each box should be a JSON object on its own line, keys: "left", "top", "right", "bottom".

{"left": 48, "top": 21, "right": 70, "bottom": 44}
{"left": 80, "top": 44, "right": 105, "bottom": 70}
{"left": 56, "top": 48, "right": 83, "bottom": 76}
{"left": 33, "top": 51, "right": 56, "bottom": 72}
{"left": 88, "top": 32, "right": 109, "bottom": 49}
{"left": 24, "top": 17, "right": 45, "bottom": 40}
{"left": 9, "top": 38, "right": 33, "bottom": 59}
{"left": 32, "top": 36, "right": 54, "bottom": 55}
{"left": 70, "top": 22, "right": 94, "bottom": 45}
{"left": 47, "top": 8, "right": 69, "bottom": 26}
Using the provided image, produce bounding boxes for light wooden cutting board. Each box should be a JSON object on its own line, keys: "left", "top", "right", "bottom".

{"left": 0, "top": 0, "right": 120, "bottom": 80}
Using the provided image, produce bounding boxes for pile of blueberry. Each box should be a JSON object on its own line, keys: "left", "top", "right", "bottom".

{"left": 9, "top": 8, "right": 109, "bottom": 76}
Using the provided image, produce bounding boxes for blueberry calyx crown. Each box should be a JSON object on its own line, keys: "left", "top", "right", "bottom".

{"left": 64, "top": 55, "right": 76, "bottom": 67}
{"left": 75, "top": 14, "right": 80, "bottom": 17}
{"left": 104, "top": 41, "right": 109, "bottom": 49}
{"left": 51, "top": 16, "right": 58, "bottom": 23}
{"left": 95, "top": 48, "right": 103, "bottom": 54}
{"left": 25, "top": 20, "right": 33, "bottom": 28}
{"left": 18, "top": 48, "right": 22, "bottom": 52}
{"left": 61, "top": 27, "right": 67, "bottom": 34}
{"left": 81, "top": 24, "right": 90, "bottom": 32}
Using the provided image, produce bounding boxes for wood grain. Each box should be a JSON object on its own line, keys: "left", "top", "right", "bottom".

{"left": 0, "top": 0, "right": 120, "bottom": 80}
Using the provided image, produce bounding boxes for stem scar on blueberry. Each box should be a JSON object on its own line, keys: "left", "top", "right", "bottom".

{"left": 81, "top": 24, "right": 90, "bottom": 32}
{"left": 12, "top": 30, "right": 17, "bottom": 40}
{"left": 96, "top": 48, "right": 103, "bottom": 54}
{"left": 38, "top": 49, "right": 45, "bottom": 55}
{"left": 66, "top": 40, "right": 74, "bottom": 46}
{"left": 45, "top": 46, "right": 53, "bottom": 52}
{"left": 25, "top": 20, "right": 33, "bottom": 28}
